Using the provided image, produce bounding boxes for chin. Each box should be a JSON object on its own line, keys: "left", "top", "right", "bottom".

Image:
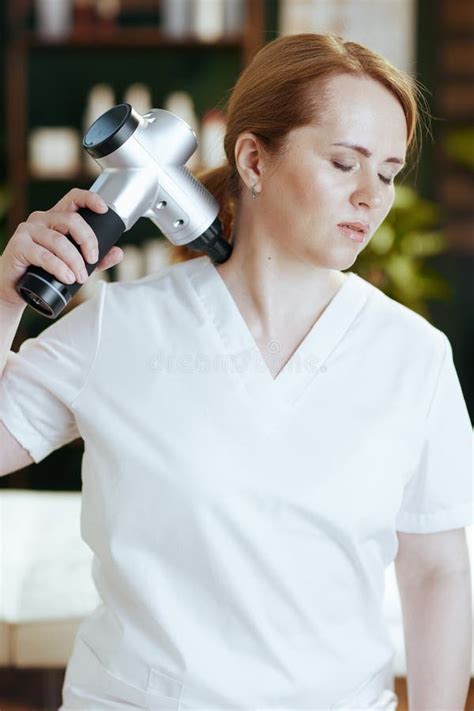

{"left": 308, "top": 246, "right": 358, "bottom": 272}
{"left": 339, "top": 252, "right": 359, "bottom": 270}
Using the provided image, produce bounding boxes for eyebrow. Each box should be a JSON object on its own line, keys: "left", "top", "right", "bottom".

{"left": 331, "top": 142, "right": 405, "bottom": 166}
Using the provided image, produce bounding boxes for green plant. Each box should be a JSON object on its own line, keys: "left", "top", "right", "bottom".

{"left": 355, "top": 184, "right": 451, "bottom": 319}
{"left": 442, "top": 126, "right": 474, "bottom": 171}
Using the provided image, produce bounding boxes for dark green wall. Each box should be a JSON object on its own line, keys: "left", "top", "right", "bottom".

{"left": 415, "top": 0, "right": 474, "bottom": 424}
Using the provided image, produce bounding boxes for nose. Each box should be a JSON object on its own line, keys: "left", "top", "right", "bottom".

{"left": 352, "top": 174, "right": 383, "bottom": 210}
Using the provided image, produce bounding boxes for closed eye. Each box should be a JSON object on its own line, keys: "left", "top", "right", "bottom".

{"left": 331, "top": 161, "right": 394, "bottom": 186}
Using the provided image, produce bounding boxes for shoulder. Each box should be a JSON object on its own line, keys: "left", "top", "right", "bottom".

{"left": 101, "top": 257, "right": 203, "bottom": 309}
{"left": 350, "top": 273, "right": 449, "bottom": 397}
{"left": 107, "top": 257, "right": 196, "bottom": 293}
{"left": 352, "top": 272, "right": 447, "bottom": 354}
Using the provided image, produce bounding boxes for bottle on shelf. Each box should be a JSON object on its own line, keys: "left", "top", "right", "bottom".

{"left": 115, "top": 244, "right": 145, "bottom": 282}
{"left": 223, "top": 0, "right": 245, "bottom": 36}
{"left": 29, "top": 127, "right": 81, "bottom": 179}
{"left": 95, "top": 0, "right": 121, "bottom": 29}
{"left": 35, "top": 0, "right": 74, "bottom": 39}
{"left": 200, "top": 109, "right": 227, "bottom": 169}
{"left": 160, "top": 0, "right": 193, "bottom": 38}
{"left": 193, "top": 0, "right": 225, "bottom": 42}
{"left": 163, "top": 91, "right": 201, "bottom": 172}
{"left": 82, "top": 83, "right": 116, "bottom": 176}
{"left": 142, "top": 239, "right": 173, "bottom": 276}
{"left": 123, "top": 83, "right": 153, "bottom": 115}
{"left": 279, "top": 0, "right": 314, "bottom": 36}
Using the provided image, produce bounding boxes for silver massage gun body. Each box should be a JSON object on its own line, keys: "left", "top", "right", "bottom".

{"left": 16, "top": 103, "right": 232, "bottom": 318}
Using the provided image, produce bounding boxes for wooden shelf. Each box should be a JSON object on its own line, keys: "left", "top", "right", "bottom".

{"left": 22, "top": 28, "right": 245, "bottom": 49}
{"left": 5, "top": 0, "right": 266, "bottom": 236}
{"left": 27, "top": 166, "right": 207, "bottom": 183}
{"left": 28, "top": 171, "right": 112, "bottom": 183}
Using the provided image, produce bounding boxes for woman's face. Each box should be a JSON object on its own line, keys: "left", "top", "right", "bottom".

{"left": 252, "top": 73, "right": 408, "bottom": 270}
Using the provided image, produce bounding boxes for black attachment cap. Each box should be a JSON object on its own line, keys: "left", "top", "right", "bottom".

{"left": 187, "top": 217, "right": 232, "bottom": 263}
{"left": 16, "top": 267, "right": 73, "bottom": 318}
{"left": 83, "top": 103, "right": 140, "bottom": 158}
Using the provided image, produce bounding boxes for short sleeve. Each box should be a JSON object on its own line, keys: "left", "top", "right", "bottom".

{"left": 0, "top": 282, "right": 106, "bottom": 464}
{"left": 395, "top": 332, "right": 473, "bottom": 533}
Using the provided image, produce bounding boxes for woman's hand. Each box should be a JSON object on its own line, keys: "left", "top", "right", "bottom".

{"left": 0, "top": 188, "right": 124, "bottom": 307}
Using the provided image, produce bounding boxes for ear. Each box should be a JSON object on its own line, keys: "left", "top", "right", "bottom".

{"left": 234, "top": 132, "right": 266, "bottom": 191}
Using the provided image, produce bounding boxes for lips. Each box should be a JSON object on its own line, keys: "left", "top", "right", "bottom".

{"left": 337, "top": 222, "right": 369, "bottom": 234}
{"left": 337, "top": 224, "right": 367, "bottom": 244}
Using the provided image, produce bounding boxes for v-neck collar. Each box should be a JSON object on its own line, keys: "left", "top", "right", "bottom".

{"left": 186, "top": 255, "right": 369, "bottom": 422}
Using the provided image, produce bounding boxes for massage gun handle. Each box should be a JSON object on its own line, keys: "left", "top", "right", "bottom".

{"left": 16, "top": 206, "right": 126, "bottom": 319}
{"left": 72, "top": 205, "right": 126, "bottom": 279}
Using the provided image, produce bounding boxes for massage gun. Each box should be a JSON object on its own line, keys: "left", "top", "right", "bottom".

{"left": 16, "top": 103, "right": 232, "bottom": 318}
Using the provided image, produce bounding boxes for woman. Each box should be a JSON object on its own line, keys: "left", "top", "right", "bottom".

{"left": 0, "top": 34, "right": 471, "bottom": 710}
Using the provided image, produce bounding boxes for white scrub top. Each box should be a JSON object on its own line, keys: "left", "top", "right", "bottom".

{"left": 0, "top": 254, "right": 472, "bottom": 710}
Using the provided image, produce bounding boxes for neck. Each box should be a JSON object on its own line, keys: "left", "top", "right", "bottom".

{"left": 215, "top": 203, "right": 346, "bottom": 338}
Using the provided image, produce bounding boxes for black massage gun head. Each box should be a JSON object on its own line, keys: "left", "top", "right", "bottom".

{"left": 83, "top": 103, "right": 140, "bottom": 159}
{"left": 187, "top": 217, "right": 232, "bottom": 263}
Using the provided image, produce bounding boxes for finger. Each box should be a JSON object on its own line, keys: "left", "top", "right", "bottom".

{"left": 24, "top": 241, "right": 78, "bottom": 285}
{"left": 52, "top": 188, "right": 108, "bottom": 215}
{"left": 30, "top": 225, "right": 90, "bottom": 283}
{"left": 45, "top": 211, "right": 100, "bottom": 266}
{"left": 96, "top": 246, "right": 124, "bottom": 271}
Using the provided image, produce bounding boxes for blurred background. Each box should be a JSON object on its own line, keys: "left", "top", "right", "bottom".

{"left": 0, "top": 1, "right": 472, "bottom": 709}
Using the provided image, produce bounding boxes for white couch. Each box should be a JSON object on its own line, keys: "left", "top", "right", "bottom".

{"left": 1, "top": 489, "right": 473, "bottom": 675}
